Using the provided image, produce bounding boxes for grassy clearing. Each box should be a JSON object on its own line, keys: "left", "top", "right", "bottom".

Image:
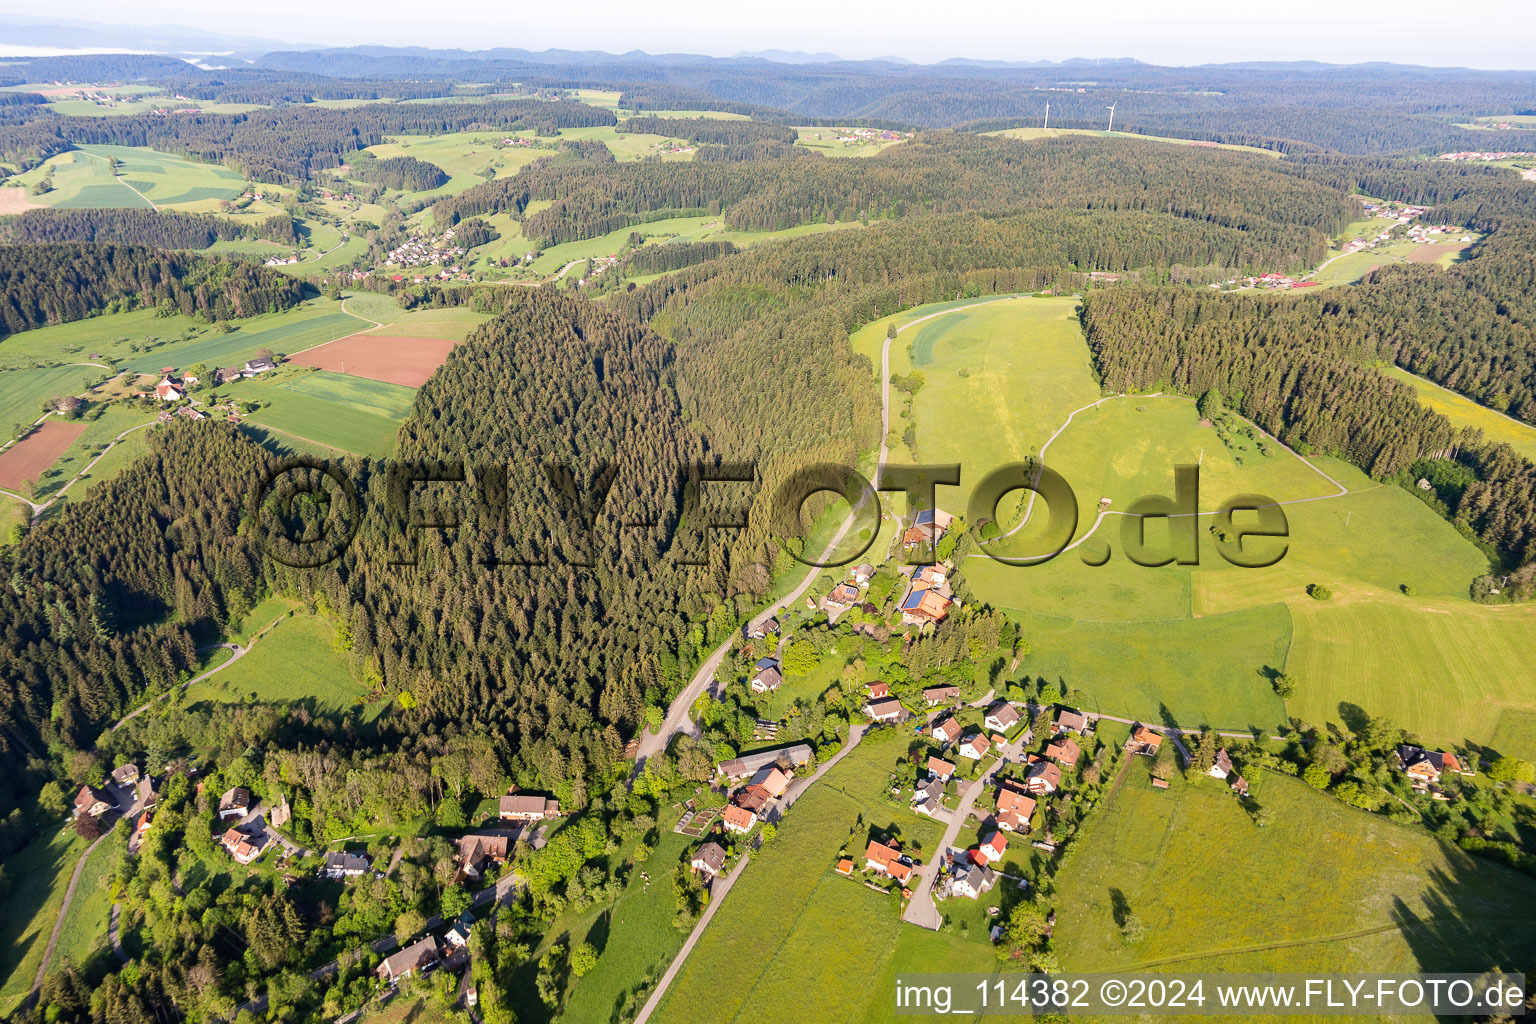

{"left": 0, "top": 365, "right": 104, "bottom": 431}
{"left": 1489, "top": 710, "right": 1536, "bottom": 762}
{"left": 1384, "top": 365, "right": 1536, "bottom": 463}
{"left": 181, "top": 612, "right": 368, "bottom": 710}
{"left": 650, "top": 729, "right": 944, "bottom": 1024}
{"left": 1054, "top": 769, "right": 1536, "bottom": 977}
{"left": 1310, "top": 238, "right": 1468, "bottom": 287}
{"left": 0, "top": 825, "right": 88, "bottom": 1015}
{"left": 51, "top": 836, "right": 117, "bottom": 970}
{"left": 13, "top": 145, "right": 244, "bottom": 212}
{"left": 556, "top": 830, "right": 691, "bottom": 1024}
{"left": 792, "top": 128, "right": 909, "bottom": 158}
{"left": 985, "top": 126, "right": 1278, "bottom": 157}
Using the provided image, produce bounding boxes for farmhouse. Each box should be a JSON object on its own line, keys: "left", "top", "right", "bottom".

{"left": 74, "top": 785, "right": 113, "bottom": 819}
{"left": 747, "top": 765, "right": 792, "bottom": 799}
{"left": 865, "top": 697, "right": 905, "bottom": 722}
{"left": 734, "top": 786, "right": 769, "bottom": 814}
{"left": 1207, "top": 750, "right": 1234, "bottom": 781}
{"left": 932, "top": 717, "right": 962, "bottom": 745}
{"left": 499, "top": 794, "right": 559, "bottom": 822}
{"left": 984, "top": 702, "right": 1021, "bottom": 732}
{"left": 722, "top": 805, "right": 758, "bottom": 834}
{"left": 214, "top": 367, "right": 243, "bottom": 385}
{"left": 155, "top": 377, "right": 184, "bottom": 402}
{"left": 922, "top": 684, "right": 960, "bottom": 706}
{"left": 899, "top": 588, "right": 952, "bottom": 626}
{"left": 852, "top": 563, "right": 876, "bottom": 585}
{"left": 717, "top": 744, "right": 813, "bottom": 780}
{"left": 376, "top": 935, "right": 441, "bottom": 983}
{"left": 1397, "top": 745, "right": 1470, "bottom": 788}
{"left": 217, "top": 786, "right": 250, "bottom": 820}
{"left": 865, "top": 840, "right": 904, "bottom": 875}
{"left": 1046, "top": 736, "right": 1081, "bottom": 767}
{"left": 927, "top": 756, "right": 956, "bottom": 782}
{"left": 1024, "top": 760, "right": 1062, "bottom": 795}
{"left": 242, "top": 357, "right": 276, "bottom": 376}
{"left": 958, "top": 733, "right": 991, "bottom": 760}
{"left": 323, "top": 851, "right": 371, "bottom": 880}
{"left": 1053, "top": 708, "right": 1088, "bottom": 736}
{"left": 1126, "top": 725, "right": 1163, "bottom": 756}
{"left": 902, "top": 507, "right": 954, "bottom": 549}
{"left": 454, "top": 832, "right": 511, "bottom": 881}
{"left": 750, "top": 663, "right": 783, "bottom": 694}
{"left": 691, "top": 841, "right": 727, "bottom": 878}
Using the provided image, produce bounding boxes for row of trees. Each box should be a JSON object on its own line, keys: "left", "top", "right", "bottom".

{"left": 0, "top": 207, "right": 298, "bottom": 248}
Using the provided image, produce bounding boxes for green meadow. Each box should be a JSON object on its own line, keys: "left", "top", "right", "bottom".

{"left": 792, "top": 127, "right": 910, "bottom": 158}
{"left": 218, "top": 368, "right": 413, "bottom": 456}
{"left": 0, "top": 826, "right": 89, "bottom": 1015}
{"left": 50, "top": 836, "right": 117, "bottom": 970}
{"left": 0, "top": 365, "right": 104, "bottom": 430}
{"left": 650, "top": 729, "right": 946, "bottom": 1024}
{"left": 1053, "top": 769, "right": 1536, "bottom": 978}
{"left": 860, "top": 295, "right": 1501, "bottom": 745}
{"left": 985, "top": 126, "right": 1278, "bottom": 157}
{"left": 14, "top": 145, "right": 245, "bottom": 212}
{"left": 181, "top": 612, "right": 368, "bottom": 710}
{"left": 1384, "top": 365, "right": 1536, "bottom": 463}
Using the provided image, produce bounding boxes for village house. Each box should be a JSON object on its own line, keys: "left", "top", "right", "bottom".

{"left": 978, "top": 831, "right": 1008, "bottom": 864}
{"left": 214, "top": 367, "right": 243, "bottom": 385}
{"left": 995, "top": 783, "right": 1036, "bottom": 831}
{"left": 866, "top": 681, "right": 891, "bottom": 699}
{"left": 1207, "top": 750, "right": 1234, "bottom": 781}
{"left": 1397, "top": 745, "right": 1471, "bottom": 789}
{"left": 1024, "top": 760, "right": 1062, "bottom": 795}
{"left": 691, "top": 841, "right": 728, "bottom": 878}
{"left": 221, "top": 826, "right": 267, "bottom": 865}
{"left": 155, "top": 377, "right": 185, "bottom": 402}
{"left": 445, "top": 910, "right": 477, "bottom": 948}
{"left": 217, "top": 786, "right": 250, "bottom": 820}
{"left": 902, "top": 508, "right": 954, "bottom": 549}
{"left": 1053, "top": 708, "right": 1088, "bottom": 736}
{"left": 75, "top": 784, "right": 113, "bottom": 819}
{"left": 323, "top": 851, "right": 371, "bottom": 880}
{"left": 111, "top": 763, "right": 140, "bottom": 787}
{"left": 826, "top": 581, "right": 860, "bottom": 607}
{"left": 241, "top": 357, "right": 276, "bottom": 376}
{"left": 951, "top": 861, "right": 996, "bottom": 899}
{"left": 913, "top": 778, "right": 946, "bottom": 816}
{"left": 750, "top": 660, "right": 783, "bottom": 694}
{"left": 927, "top": 756, "right": 956, "bottom": 782}
{"left": 864, "top": 840, "right": 914, "bottom": 884}
{"left": 958, "top": 733, "right": 991, "bottom": 760}
{"left": 1046, "top": 736, "right": 1081, "bottom": 767}
{"left": 852, "top": 563, "right": 876, "bottom": 586}
{"left": 454, "top": 832, "right": 511, "bottom": 881}
{"left": 922, "top": 684, "right": 960, "bottom": 706}
{"left": 499, "top": 795, "right": 559, "bottom": 822}
{"left": 865, "top": 697, "right": 904, "bottom": 723}
{"left": 717, "top": 744, "right": 813, "bottom": 781}
{"left": 734, "top": 786, "right": 769, "bottom": 814}
{"left": 1126, "top": 725, "right": 1163, "bottom": 756}
{"left": 376, "top": 935, "right": 441, "bottom": 983}
{"left": 133, "top": 810, "right": 153, "bottom": 842}
{"left": 899, "top": 587, "right": 952, "bottom": 626}
{"left": 984, "top": 702, "right": 1021, "bottom": 732}
{"left": 931, "top": 717, "right": 962, "bottom": 745}
{"left": 722, "top": 805, "right": 757, "bottom": 834}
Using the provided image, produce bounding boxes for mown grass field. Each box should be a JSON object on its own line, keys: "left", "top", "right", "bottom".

{"left": 214, "top": 366, "right": 413, "bottom": 455}
{"left": 1053, "top": 769, "right": 1536, "bottom": 978}
{"left": 1384, "top": 365, "right": 1536, "bottom": 463}
{"left": 650, "top": 729, "right": 945, "bottom": 1024}
{"left": 181, "top": 612, "right": 368, "bottom": 710}
{"left": 792, "top": 128, "right": 909, "bottom": 158}
{"left": 0, "top": 365, "right": 103, "bottom": 432}
{"left": 13, "top": 145, "right": 245, "bottom": 212}
{"left": 0, "top": 825, "right": 88, "bottom": 1015}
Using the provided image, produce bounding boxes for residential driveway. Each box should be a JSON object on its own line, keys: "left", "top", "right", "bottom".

{"left": 902, "top": 732, "right": 1028, "bottom": 931}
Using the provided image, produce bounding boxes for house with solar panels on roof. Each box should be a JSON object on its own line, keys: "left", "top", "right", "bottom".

{"left": 902, "top": 507, "right": 954, "bottom": 550}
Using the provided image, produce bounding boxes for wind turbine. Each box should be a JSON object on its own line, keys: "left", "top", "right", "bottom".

{"left": 1106, "top": 103, "right": 1118, "bottom": 133}
{"left": 1043, "top": 101, "right": 1049, "bottom": 130}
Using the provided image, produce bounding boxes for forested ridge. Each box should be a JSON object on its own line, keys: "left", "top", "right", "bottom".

{"left": 0, "top": 207, "right": 299, "bottom": 248}
{"left": 0, "top": 242, "right": 306, "bottom": 334}
{"left": 345, "top": 152, "right": 450, "bottom": 192}
{"left": 0, "top": 99, "right": 616, "bottom": 184}
{"left": 434, "top": 133, "right": 1352, "bottom": 269}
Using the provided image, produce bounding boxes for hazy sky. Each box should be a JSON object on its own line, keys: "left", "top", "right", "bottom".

{"left": 10, "top": 0, "right": 1536, "bottom": 69}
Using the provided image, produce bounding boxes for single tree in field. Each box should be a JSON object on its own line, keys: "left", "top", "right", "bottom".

{"left": 1197, "top": 387, "right": 1223, "bottom": 420}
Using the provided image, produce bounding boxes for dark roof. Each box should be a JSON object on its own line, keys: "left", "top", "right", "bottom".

{"left": 914, "top": 508, "right": 937, "bottom": 526}
{"left": 325, "top": 851, "right": 370, "bottom": 872}
{"left": 900, "top": 591, "right": 924, "bottom": 611}
{"left": 692, "top": 841, "right": 727, "bottom": 874}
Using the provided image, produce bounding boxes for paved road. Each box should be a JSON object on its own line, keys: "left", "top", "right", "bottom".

{"left": 2, "top": 419, "right": 156, "bottom": 524}
{"left": 633, "top": 849, "right": 752, "bottom": 1024}
{"left": 902, "top": 730, "right": 1031, "bottom": 930}
{"left": 108, "top": 903, "right": 129, "bottom": 964}
{"left": 110, "top": 614, "right": 290, "bottom": 732}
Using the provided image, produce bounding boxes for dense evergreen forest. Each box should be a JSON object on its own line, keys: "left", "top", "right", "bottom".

{"left": 0, "top": 242, "right": 306, "bottom": 334}
{"left": 0, "top": 99, "right": 615, "bottom": 183}
{"left": 0, "top": 207, "right": 298, "bottom": 247}
{"left": 345, "top": 152, "right": 450, "bottom": 192}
